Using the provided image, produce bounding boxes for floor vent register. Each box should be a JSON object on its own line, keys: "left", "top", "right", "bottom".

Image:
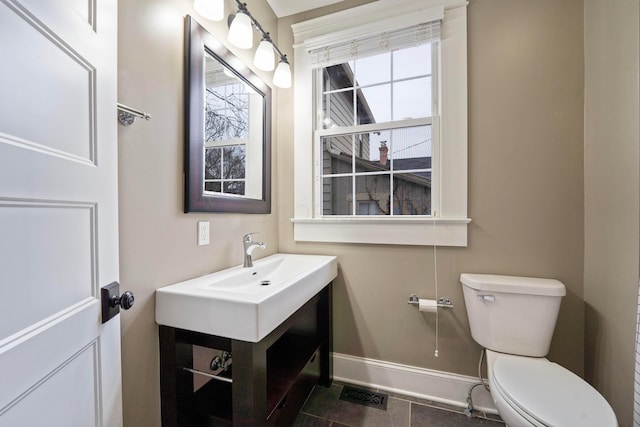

{"left": 339, "top": 386, "right": 388, "bottom": 410}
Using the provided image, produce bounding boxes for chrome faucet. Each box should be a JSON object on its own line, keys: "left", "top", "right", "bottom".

{"left": 243, "top": 232, "right": 266, "bottom": 268}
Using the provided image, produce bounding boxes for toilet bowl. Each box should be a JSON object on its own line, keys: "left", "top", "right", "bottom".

{"left": 460, "top": 273, "right": 618, "bottom": 427}
{"left": 486, "top": 350, "right": 617, "bottom": 427}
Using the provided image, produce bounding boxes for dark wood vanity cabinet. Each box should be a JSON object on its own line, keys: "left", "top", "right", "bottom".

{"left": 158, "top": 284, "right": 332, "bottom": 426}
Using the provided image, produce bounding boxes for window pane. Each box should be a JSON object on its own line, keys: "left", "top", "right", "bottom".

{"left": 354, "top": 53, "right": 390, "bottom": 86}
{"left": 205, "top": 82, "right": 249, "bottom": 141}
{"left": 393, "top": 173, "right": 431, "bottom": 215}
{"left": 322, "top": 89, "right": 355, "bottom": 128}
{"left": 391, "top": 126, "right": 432, "bottom": 171}
{"left": 393, "top": 44, "right": 431, "bottom": 80}
{"left": 359, "top": 84, "right": 391, "bottom": 124}
{"left": 322, "top": 176, "right": 352, "bottom": 215}
{"left": 223, "top": 145, "right": 246, "bottom": 179}
{"left": 204, "top": 181, "right": 221, "bottom": 192}
{"left": 352, "top": 132, "right": 372, "bottom": 162}
{"left": 322, "top": 135, "right": 353, "bottom": 175}
{"left": 223, "top": 181, "right": 245, "bottom": 195}
{"left": 205, "top": 147, "right": 221, "bottom": 179}
{"left": 204, "top": 103, "right": 225, "bottom": 141}
{"left": 355, "top": 174, "right": 390, "bottom": 215}
{"left": 368, "top": 131, "right": 391, "bottom": 164}
{"left": 323, "top": 64, "right": 354, "bottom": 92}
{"left": 393, "top": 77, "right": 431, "bottom": 120}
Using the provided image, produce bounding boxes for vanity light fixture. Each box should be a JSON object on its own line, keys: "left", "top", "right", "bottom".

{"left": 197, "top": 0, "right": 292, "bottom": 88}
{"left": 273, "top": 57, "right": 291, "bottom": 88}
{"left": 254, "top": 35, "right": 275, "bottom": 71}
{"left": 193, "top": 0, "right": 224, "bottom": 21}
{"left": 228, "top": 5, "right": 253, "bottom": 49}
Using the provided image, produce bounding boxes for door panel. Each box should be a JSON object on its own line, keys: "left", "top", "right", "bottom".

{"left": 1, "top": 339, "right": 100, "bottom": 427}
{"left": 0, "top": 300, "right": 99, "bottom": 414}
{"left": 0, "top": 202, "right": 95, "bottom": 340}
{"left": 0, "top": 0, "right": 120, "bottom": 425}
{"left": 0, "top": 1, "right": 96, "bottom": 163}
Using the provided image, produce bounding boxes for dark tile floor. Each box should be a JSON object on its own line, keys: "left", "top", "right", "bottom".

{"left": 293, "top": 383, "right": 504, "bottom": 427}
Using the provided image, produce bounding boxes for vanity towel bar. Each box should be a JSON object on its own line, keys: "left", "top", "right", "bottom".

{"left": 182, "top": 367, "right": 233, "bottom": 384}
{"left": 117, "top": 102, "right": 151, "bottom": 125}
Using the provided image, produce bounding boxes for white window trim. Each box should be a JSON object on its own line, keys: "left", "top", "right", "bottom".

{"left": 291, "top": 0, "right": 469, "bottom": 247}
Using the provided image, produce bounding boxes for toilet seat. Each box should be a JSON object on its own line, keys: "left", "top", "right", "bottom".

{"left": 491, "top": 355, "right": 617, "bottom": 427}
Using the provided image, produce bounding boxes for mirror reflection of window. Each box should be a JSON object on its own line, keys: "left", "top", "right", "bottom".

{"left": 204, "top": 145, "right": 246, "bottom": 195}
{"left": 203, "top": 54, "right": 250, "bottom": 196}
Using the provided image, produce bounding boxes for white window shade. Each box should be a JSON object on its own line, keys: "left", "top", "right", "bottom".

{"left": 304, "top": 5, "right": 443, "bottom": 69}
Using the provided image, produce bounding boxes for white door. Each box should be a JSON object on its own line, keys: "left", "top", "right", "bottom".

{"left": 0, "top": 0, "right": 122, "bottom": 426}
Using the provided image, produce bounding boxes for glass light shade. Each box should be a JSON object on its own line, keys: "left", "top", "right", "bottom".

{"left": 228, "top": 12, "right": 253, "bottom": 49}
{"left": 193, "top": 0, "right": 224, "bottom": 21}
{"left": 253, "top": 39, "right": 275, "bottom": 71}
{"left": 273, "top": 60, "right": 292, "bottom": 88}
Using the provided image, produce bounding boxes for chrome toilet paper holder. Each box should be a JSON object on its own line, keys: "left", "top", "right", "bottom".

{"left": 408, "top": 294, "right": 454, "bottom": 309}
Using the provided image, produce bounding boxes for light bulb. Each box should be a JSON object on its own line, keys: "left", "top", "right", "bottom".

{"left": 228, "top": 12, "right": 253, "bottom": 49}
{"left": 254, "top": 39, "right": 275, "bottom": 71}
{"left": 193, "top": 0, "right": 224, "bottom": 21}
{"left": 273, "top": 59, "right": 291, "bottom": 88}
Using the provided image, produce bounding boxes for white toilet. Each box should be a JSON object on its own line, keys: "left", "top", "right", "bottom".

{"left": 460, "top": 273, "right": 618, "bottom": 427}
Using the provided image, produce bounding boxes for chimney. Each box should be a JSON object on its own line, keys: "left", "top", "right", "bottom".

{"left": 379, "top": 141, "right": 388, "bottom": 165}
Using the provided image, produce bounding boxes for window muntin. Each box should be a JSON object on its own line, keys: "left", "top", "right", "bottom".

{"left": 317, "top": 43, "right": 435, "bottom": 217}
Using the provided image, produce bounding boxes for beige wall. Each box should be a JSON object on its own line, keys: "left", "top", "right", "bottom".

{"left": 584, "top": 0, "right": 640, "bottom": 425}
{"left": 277, "top": 0, "right": 585, "bottom": 377}
{"left": 117, "top": 0, "right": 278, "bottom": 425}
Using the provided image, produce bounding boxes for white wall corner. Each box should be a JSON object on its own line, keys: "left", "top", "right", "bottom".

{"left": 332, "top": 352, "right": 497, "bottom": 414}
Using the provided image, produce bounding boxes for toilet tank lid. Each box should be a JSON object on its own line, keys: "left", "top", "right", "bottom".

{"left": 460, "top": 273, "right": 566, "bottom": 296}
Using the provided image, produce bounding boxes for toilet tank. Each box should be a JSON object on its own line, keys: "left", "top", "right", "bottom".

{"left": 460, "top": 274, "right": 566, "bottom": 357}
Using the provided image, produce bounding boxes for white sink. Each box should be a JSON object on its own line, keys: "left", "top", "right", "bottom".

{"left": 155, "top": 253, "right": 337, "bottom": 342}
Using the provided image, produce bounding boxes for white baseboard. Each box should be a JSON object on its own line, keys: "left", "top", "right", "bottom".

{"left": 332, "top": 352, "right": 498, "bottom": 414}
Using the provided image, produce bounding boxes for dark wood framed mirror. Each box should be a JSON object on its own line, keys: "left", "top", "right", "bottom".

{"left": 184, "top": 15, "right": 271, "bottom": 213}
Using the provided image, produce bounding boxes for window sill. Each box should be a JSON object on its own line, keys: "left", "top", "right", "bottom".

{"left": 291, "top": 217, "right": 470, "bottom": 246}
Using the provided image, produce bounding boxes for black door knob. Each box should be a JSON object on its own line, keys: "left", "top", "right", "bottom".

{"left": 101, "top": 282, "right": 135, "bottom": 323}
{"left": 110, "top": 291, "right": 135, "bottom": 310}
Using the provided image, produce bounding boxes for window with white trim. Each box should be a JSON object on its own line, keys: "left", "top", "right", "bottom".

{"left": 291, "top": 0, "right": 469, "bottom": 246}
{"left": 316, "top": 30, "right": 438, "bottom": 217}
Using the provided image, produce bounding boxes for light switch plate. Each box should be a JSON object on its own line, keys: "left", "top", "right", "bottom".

{"left": 198, "top": 221, "right": 210, "bottom": 246}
